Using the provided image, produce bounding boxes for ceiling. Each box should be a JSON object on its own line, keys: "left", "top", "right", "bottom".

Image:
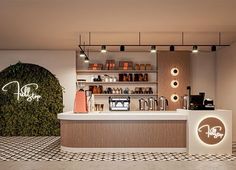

{"left": 1, "top": 0, "right": 236, "bottom": 50}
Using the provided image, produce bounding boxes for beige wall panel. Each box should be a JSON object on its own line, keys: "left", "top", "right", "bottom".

{"left": 158, "top": 51, "right": 190, "bottom": 110}
{"left": 61, "top": 120, "right": 186, "bottom": 148}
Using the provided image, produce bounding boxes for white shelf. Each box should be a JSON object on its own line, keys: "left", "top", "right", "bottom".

{"left": 80, "top": 81, "right": 157, "bottom": 85}
{"left": 77, "top": 70, "right": 157, "bottom": 74}
{"left": 93, "top": 94, "right": 158, "bottom": 97}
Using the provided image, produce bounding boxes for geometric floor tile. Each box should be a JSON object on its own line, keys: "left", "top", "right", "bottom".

{"left": 0, "top": 137, "right": 235, "bottom": 161}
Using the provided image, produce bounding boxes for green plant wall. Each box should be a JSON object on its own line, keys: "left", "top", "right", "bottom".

{"left": 0, "top": 62, "right": 63, "bottom": 136}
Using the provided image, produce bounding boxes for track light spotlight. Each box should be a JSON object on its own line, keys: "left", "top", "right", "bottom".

{"left": 150, "top": 45, "right": 157, "bottom": 53}
{"left": 80, "top": 50, "right": 85, "bottom": 58}
{"left": 192, "top": 45, "right": 198, "bottom": 53}
{"left": 84, "top": 56, "right": 90, "bottom": 63}
{"left": 120, "top": 45, "right": 125, "bottom": 51}
{"left": 101, "top": 45, "right": 107, "bottom": 53}
{"left": 211, "top": 45, "right": 217, "bottom": 52}
{"left": 170, "top": 45, "right": 175, "bottom": 51}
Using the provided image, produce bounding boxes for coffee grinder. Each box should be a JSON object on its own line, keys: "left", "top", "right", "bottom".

{"left": 74, "top": 79, "right": 88, "bottom": 113}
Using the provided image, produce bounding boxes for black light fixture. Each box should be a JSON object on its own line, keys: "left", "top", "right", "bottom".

{"left": 101, "top": 45, "right": 107, "bottom": 53}
{"left": 170, "top": 45, "right": 175, "bottom": 51}
{"left": 211, "top": 45, "right": 217, "bottom": 52}
{"left": 84, "top": 56, "right": 89, "bottom": 63}
{"left": 192, "top": 45, "right": 198, "bottom": 53}
{"left": 80, "top": 50, "right": 85, "bottom": 58}
{"left": 120, "top": 45, "right": 125, "bottom": 51}
{"left": 150, "top": 45, "right": 157, "bottom": 53}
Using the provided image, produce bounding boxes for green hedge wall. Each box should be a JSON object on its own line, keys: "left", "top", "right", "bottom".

{"left": 0, "top": 62, "right": 63, "bottom": 136}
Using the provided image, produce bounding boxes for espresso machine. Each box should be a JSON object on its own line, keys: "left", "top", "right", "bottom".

{"left": 109, "top": 97, "right": 130, "bottom": 111}
{"left": 159, "top": 96, "right": 168, "bottom": 111}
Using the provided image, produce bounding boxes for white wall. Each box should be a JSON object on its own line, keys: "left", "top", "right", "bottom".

{"left": 190, "top": 52, "right": 216, "bottom": 100}
{"left": 216, "top": 42, "right": 236, "bottom": 141}
{"left": 0, "top": 50, "right": 76, "bottom": 112}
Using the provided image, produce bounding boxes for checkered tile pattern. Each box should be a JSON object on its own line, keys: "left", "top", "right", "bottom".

{"left": 0, "top": 137, "right": 235, "bottom": 161}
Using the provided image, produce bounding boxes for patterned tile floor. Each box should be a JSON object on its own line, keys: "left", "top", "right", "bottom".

{"left": 0, "top": 136, "right": 235, "bottom": 161}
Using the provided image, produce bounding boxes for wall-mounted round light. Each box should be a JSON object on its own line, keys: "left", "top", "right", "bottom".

{"left": 171, "top": 94, "right": 179, "bottom": 102}
{"left": 170, "top": 80, "right": 179, "bottom": 88}
{"left": 170, "top": 67, "right": 179, "bottom": 76}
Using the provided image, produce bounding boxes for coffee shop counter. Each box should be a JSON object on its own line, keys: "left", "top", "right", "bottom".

{"left": 57, "top": 109, "right": 232, "bottom": 154}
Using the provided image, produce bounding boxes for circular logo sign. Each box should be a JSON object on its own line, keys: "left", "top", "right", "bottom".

{"left": 197, "top": 117, "right": 225, "bottom": 145}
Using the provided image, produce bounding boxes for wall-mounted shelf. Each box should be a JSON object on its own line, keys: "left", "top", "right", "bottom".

{"left": 77, "top": 70, "right": 157, "bottom": 74}
{"left": 93, "top": 94, "right": 158, "bottom": 97}
{"left": 80, "top": 81, "right": 158, "bottom": 85}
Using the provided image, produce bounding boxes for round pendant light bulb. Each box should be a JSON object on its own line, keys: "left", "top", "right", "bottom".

{"left": 120, "top": 45, "right": 125, "bottom": 52}
{"left": 101, "top": 45, "right": 107, "bottom": 53}
{"left": 84, "top": 56, "right": 90, "bottom": 63}
{"left": 170, "top": 45, "right": 175, "bottom": 51}
{"left": 211, "top": 45, "right": 217, "bottom": 52}
{"left": 150, "top": 45, "right": 157, "bottom": 53}
{"left": 192, "top": 45, "right": 198, "bottom": 53}
{"left": 80, "top": 50, "right": 85, "bottom": 58}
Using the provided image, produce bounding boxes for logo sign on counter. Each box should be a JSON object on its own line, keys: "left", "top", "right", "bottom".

{"left": 197, "top": 117, "right": 225, "bottom": 145}
{"left": 2, "top": 81, "right": 41, "bottom": 102}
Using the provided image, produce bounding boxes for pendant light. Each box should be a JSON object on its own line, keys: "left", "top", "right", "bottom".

{"left": 80, "top": 50, "right": 85, "bottom": 57}
{"left": 120, "top": 45, "right": 125, "bottom": 51}
{"left": 211, "top": 45, "right": 217, "bottom": 52}
{"left": 170, "top": 45, "right": 175, "bottom": 51}
{"left": 192, "top": 45, "right": 198, "bottom": 53}
{"left": 84, "top": 56, "right": 89, "bottom": 63}
{"left": 150, "top": 45, "right": 156, "bottom": 53}
{"left": 101, "top": 45, "right": 107, "bottom": 53}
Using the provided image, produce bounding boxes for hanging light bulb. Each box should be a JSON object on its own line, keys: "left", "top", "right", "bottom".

{"left": 150, "top": 45, "right": 156, "bottom": 53}
{"left": 211, "top": 45, "right": 217, "bottom": 52}
{"left": 84, "top": 56, "right": 89, "bottom": 63}
{"left": 120, "top": 45, "right": 125, "bottom": 51}
{"left": 170, "top": 45, "right": 175, "bottom": 51}
{"left": 80, "top": 50, "right": 85, "bottom": 58}
{"left": 101, "top": 45, "right": 107, "bottom": 53}
{"left": 192, "top": 45, "right": 198, "bottom": 53}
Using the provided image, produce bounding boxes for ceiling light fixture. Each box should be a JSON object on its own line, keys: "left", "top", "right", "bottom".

{"left": 211, "top": 45, "right": 217, "bottom": 52}
{"left": 192, "top": 45, "right": 198, "bottom": 53}
{"left": 120, "top": 45, "right": 125, "bottom": 51}
{"left": 150, "top": 45, "right": 157, "bottom": 53}
{"left": 84, "top": 56, "right": 90, "bottom": 63}
{"left": 170, "top": 45, "right": 175, "bottom": 51}
{"left": 80, "top": 50, "right": 85, "bottom": 58}
{"left": 101, "top": 45, "right": 107, "bottom": 53}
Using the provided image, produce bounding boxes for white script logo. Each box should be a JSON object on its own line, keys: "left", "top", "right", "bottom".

{"left": 2, "top": 81, "right": 41, "bottom": 102}
{"left": 198, "top": 125, "right": 224, "bottom": 139}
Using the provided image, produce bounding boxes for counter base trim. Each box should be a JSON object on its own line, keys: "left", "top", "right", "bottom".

{"left": 61, "top": 146, "right": 186, "bottom": 153}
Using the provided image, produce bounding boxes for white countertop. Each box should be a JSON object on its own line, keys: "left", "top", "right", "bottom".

{"left": 57, "top": 110, "right": 188, "bottom": 120}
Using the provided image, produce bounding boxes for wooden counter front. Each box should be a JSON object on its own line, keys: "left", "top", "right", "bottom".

{"left": 60, "top": 120, "right": 186, "bottom": 148}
